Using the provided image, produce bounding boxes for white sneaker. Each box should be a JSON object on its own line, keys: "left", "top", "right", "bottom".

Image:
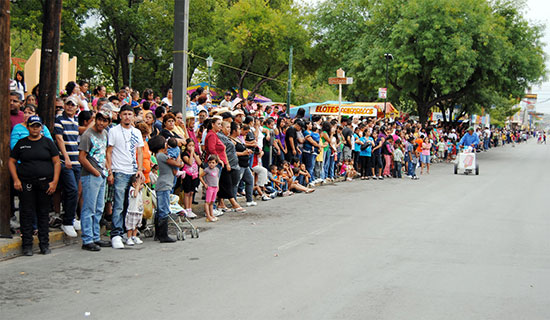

{"left": 111, "top": 235, "right": 124, "bottom": 249}
{"left": 132, "top": 236, "right": 143, "bottom": 244}
{"left": 61, "top": 225, "right": 77, "bottom": 237}
{"left": 261, "top": 195, "right": 271, "bottom": 201}
{"left": 126, "top": 237, "right": 135, "bottom": 246}
{"left": 213, "top": 209, "right": 224, "bottom": 217}
{"left": 246, "top": 201, "right": 257, "bottom": 207}
{"left": 186, "top": 210, "right": 198, "bottom": 219}
{"left": 73, "top": 219, "right": 81, "bottom": 231}
{"left": 122, "top": 234, "right": 129, "bottom": 242}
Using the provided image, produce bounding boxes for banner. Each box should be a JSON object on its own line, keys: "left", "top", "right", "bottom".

{"left": 311, "top": 105, "right": 377, "bottom": 117}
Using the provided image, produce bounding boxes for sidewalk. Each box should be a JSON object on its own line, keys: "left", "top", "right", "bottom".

{"left": 0, "top": 230, "right": 80, "bottom": 260}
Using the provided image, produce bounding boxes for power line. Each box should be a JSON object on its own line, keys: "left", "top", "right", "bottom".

{"left": 173, "top": 50, "right": 287, "bottom": 84}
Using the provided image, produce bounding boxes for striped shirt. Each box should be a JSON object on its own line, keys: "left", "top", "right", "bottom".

{"left": 54, "top": 113, "right": 80, "bottom": 167}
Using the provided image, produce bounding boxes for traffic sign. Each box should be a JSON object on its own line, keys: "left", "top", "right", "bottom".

{"left": 328, "top": 77, "right": 353, "bottom": 85}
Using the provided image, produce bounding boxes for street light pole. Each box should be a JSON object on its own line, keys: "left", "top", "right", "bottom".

{"left": 206, "top": 55, "right": 214, "bottom": 99}
{"left": 128, "top": 49, "right": 135, "bottom": 88}
{"left": 384, "top": 53, "right": 393, "bottom": 116}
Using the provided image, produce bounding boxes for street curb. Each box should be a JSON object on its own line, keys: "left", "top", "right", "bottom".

{"left": 0, "top": 230, "right": 79, "bottom": 261}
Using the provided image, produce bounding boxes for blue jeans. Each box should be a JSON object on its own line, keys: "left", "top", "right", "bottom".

{"left": 156, "top": 190, "right": 171, "bottom": 220}
{"left": 111, "top": 172, "right": 132, "bottom": 238}
{"left": 484, "top": 138, "right": 490, "bottom": 150}
{"left": 327, "top": 153, "right": 335, "bottom": 179}
{"left": 236, "top": 166, "right": 254, "bottom": 202}
{"left": 60, "top": 164, "right": 81, "bottom": 225}
{"left": 409, "top": 161, "right": 417, "bottom": 177}
{"left": 302, "top": 152, "right": 315, "bottom": 180}
{"left": 80, "top": 175, "right": 106, "bottom": 244}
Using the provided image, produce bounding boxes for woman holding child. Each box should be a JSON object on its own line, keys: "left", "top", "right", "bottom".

{"left": 217, "top": 121, "right": 246, "bottom": 213}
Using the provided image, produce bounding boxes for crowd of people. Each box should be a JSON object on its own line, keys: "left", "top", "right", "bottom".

{"left": 8, "top": 79, "right": 533, "bottom": 256}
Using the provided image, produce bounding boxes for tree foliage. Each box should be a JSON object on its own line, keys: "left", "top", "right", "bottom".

{"left": 311, "top": 0, "right": 547, "bottom": 123}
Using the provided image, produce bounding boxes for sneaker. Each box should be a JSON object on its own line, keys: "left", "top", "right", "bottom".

{"left": 73, "top": 219, "right": 81, "bottom": 231}
{"left": 185, "top": 210, "right": 198, "bottom": 219}
{"left": 372, "top": 176, "right": 377, "bottom": 180}
{"left": 246, "top": 201, "right": 257, "bottom": 207}
{"left": 213, "top": 209, "right": 224, "bottom": 217}
{"left": 270, "top": 192, "right": 277, "bottom": 199}
{"left": 122, "top": 234, "right": 129, "bottom": 243}
{"left": 261, "top": 195, "right": 271, "bottom": 201}
{"left": 126, "top": 237, "right": 135, "bottom": 246}
{"left": 132, "top": 236, "right": 143, "bottom": 244}
{"left": 378, "top": 176, "right": 384, "bottom": 180}
{"left": 111, "top": 235, "right": 124, "bottom": 249}
{"left": 61, "top": 225, "right": 77, "bottom": 237}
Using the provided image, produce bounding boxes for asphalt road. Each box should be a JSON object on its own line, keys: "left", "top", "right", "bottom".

{"left": 2, "top": 140, "right": 550, "bottom": 320}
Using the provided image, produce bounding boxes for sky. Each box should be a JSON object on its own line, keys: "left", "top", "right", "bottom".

{"left": 299, "top": 0, "right": 550, "bottom": 113}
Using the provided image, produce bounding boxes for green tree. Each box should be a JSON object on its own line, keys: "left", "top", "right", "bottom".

{"left": 312, "top": 0, "right": 546, "bottom": 123}
{"left": 212, "top": 0, "right": 310, "bottom": 100}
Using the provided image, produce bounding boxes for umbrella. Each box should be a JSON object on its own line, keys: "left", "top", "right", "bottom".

{"left": 233, "top": 88, "right": 272, "bottom": 103}
{"left": 187, "top": 82, "right": 219, "bottom": 98}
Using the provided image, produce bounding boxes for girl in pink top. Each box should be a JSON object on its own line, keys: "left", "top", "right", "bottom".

{"left": 420, "top": 137, "right": 431, "bottom": 174}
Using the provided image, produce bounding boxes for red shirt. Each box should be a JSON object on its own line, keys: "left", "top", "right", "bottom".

{"left": 10, "top": 111, "right": 24, "bottom": 130}
{"left": 205, "top": 130, "right": 227, "bottom": 165}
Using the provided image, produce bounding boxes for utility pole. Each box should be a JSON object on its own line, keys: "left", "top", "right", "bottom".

{"left": 0, "top": 0, "right": 11, "bottom": 237}
{"left": 37, "top": 0, "right": 62, "bottom": 132}
{"left": 173, "top": 0, "right": 189, "bottom": 115}
{"left": 384, "top": 53, "right": 393, "bottom": 116}
{"left": 286, "top": 46, "right": 293, "bottom": 113}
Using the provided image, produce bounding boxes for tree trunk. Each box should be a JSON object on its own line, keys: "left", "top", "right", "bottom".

{"left": 38, "top": 0, "right": 62, "bottom": 132}
{"left": 0, "top": 0, "right": 12, "bottom": 237}
{"left": 113, "top": 61, "right": 120, "bottom": 92}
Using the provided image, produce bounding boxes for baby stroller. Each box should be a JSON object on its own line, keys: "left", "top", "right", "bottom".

{"left": 142, "top": 184, "right": 199, "bottom": 240}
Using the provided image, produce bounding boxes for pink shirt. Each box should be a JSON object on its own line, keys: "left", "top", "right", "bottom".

{"left": 422, "top": 142, "right": 432, "bottom": 156}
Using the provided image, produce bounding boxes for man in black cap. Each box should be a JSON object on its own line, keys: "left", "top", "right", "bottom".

{"left": 220, "top": 91, "right": 233, "bottom": 109}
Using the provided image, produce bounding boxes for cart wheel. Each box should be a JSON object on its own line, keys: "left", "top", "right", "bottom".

{"left": 454, "top": 164, "right": 458, "bottom": 175}
{"left": 176, "top": 232, "right": 181, "bottom": 240}
{"left": 475, "top": 164, "right": 479, "bottom": 175}
{"left": 144, "top": 229, "right": 153, "bottom": 238}
{"left": 196, "top": 229, "right": 199, "bottom": 238}
{"left": 190, "top": 230, "right": 195, "bottom": 238}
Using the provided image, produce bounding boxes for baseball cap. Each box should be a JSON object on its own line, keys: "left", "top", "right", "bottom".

{"left": 225, "top": 91, "right": 232, "bottom": 96}
{"left": 65, "top": 96, "right": 79, "bottom": 106}
{"left": 27, "top": 115, "right": 43, "bottom": 126}
{"left": 96, "top": 109, "right": 112, "bottom": 121}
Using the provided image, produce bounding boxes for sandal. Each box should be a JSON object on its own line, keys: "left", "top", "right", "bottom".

{"left": 233, "top": 207, "right": 246, "bottom": 213}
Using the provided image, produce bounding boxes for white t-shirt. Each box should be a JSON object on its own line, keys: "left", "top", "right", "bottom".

{"left": 127, "top": 186, "right": 143, "bottom": 214}
{"left": 108, "top": 124, "right": 144, "bottom": 174}
{"left": 161, "top": 97, "right": 172, "bottom": 107}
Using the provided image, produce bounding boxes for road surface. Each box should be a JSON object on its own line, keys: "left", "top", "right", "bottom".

{"left": 2, "top": 140, "right": 549, "bottom": 319}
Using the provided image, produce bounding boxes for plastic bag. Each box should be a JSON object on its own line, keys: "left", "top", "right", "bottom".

{"left": 142, "top": 186, "right": 154, "bottom": 220}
